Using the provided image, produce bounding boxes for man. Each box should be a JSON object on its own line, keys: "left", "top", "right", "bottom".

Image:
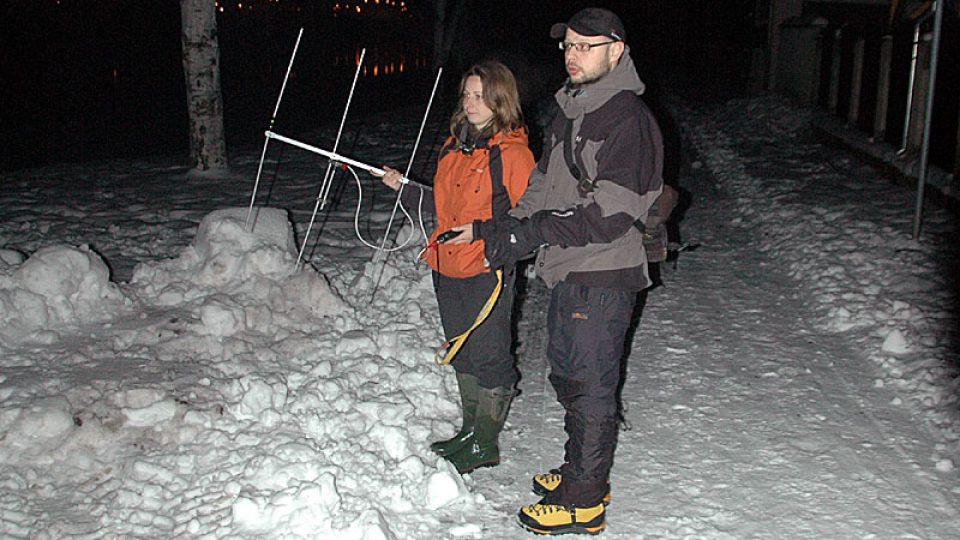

{"left": 453, "top": 6, "right": 663, "bottom": 536}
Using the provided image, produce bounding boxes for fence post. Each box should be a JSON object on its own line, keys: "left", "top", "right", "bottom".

{"left": 767, "top": 0, "right": 805, "bottom": 91}
{"left": 828, "top": 26, "right": 842, "bottom": 113}
{"left": 954, "top": 95, "right": 960, "bottom": 179}
{"left": 848, "top": 36, "right": 865, "bottom": 126}
{"left": 873, "top": 35, "right": 893, "bottom": 142}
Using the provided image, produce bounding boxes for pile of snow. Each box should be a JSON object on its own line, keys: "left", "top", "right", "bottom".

{"left": 0, "top": 207, "right": 478, "bottom": 538}
{"left": 130, "top": 207, "right": 347, "bottom": 336}
{"left": 0, "top": 396, "right": 77, "bottom": 457}
{"left": 0, "top": 244, "right": 129, "bottom": 346}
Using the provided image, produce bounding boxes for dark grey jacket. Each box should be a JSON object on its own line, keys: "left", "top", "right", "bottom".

{"left": 512, "top": 48, "right": 664, "bottom": 290}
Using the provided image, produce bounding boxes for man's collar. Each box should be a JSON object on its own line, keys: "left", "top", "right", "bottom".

{"left": 563, "top": 82, "right": 584, "bottom": 97}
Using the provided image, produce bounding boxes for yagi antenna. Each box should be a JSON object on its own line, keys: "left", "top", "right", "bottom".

{"left": 242, "top": 30, "right": 441, "bottom": 274}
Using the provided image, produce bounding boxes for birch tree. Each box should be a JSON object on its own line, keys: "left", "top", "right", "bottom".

{"left": 180, "top": 0, "right": 227, "bottom": 170}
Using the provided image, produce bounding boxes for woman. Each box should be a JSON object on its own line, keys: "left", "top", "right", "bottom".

{"left": 380, "top": 61, "right": 534, "bottom": 473}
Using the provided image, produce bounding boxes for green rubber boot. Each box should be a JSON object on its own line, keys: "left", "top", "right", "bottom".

{"left": 430, "top": 372, "right": 480, "bottom": 457}
{"left": 446, "top": 385, "right": 515, "bottom": 474}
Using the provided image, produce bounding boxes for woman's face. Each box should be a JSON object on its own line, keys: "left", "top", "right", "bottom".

{"left": 462, "top": 75, "right": 495, "bottom": 129}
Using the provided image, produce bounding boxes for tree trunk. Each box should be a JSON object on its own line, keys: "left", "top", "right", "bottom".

{"left": 180, "top": 0, "right": 227, "bottom": 171}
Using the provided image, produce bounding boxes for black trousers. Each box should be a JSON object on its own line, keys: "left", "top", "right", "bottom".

{"left": 433, "top": 267, "right": 517, "bottom": 389}
{"left": 546, "top": 281, "right": 636, "bottom": 507}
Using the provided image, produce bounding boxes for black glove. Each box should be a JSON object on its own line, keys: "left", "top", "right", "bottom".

{"left": 481, "top": 217, "right": 543, "bottom": 269}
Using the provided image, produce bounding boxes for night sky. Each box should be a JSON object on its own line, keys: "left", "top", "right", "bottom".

{"left": 1, "top": 1, "right": 954, "bottom": 172}
{"left": 0, "top": 1, "right": 764, "bottom": 170}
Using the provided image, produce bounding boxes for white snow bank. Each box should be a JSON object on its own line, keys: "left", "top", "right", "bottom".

{"left": 0, "top": 244, "right": 129, "bottom": 346}
{"left": 0, "top": 202, "right": 478, "bottom": 538}
{"left": 130, "top": 207, "right": 348, "bottom": 332}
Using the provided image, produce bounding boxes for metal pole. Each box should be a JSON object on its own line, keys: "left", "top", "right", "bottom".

{"left": 264, "top": 131, "right": 430, "bottom": 190}
{"left": 899, "top": 22, "right": 920, "bottom": 154}
{"left": 912, "top": 0, "right": 944, "bottom": 239}
{"left": 245, "top": 28, "right": 304, "bottom": 231}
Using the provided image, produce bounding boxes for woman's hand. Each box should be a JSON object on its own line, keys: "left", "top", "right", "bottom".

{"left": 377, "top": 165, "right": 403, "bottom": 191}
{"left": 445, "top": 223, "right": 474, "bottom": 245}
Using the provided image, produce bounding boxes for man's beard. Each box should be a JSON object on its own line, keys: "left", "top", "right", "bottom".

{"left": 569, "top": 62, "right": 612, "bottom": 85}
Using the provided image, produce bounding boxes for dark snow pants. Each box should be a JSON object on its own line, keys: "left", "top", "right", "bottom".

{"left": 546, "top": 281, "right": 636, "bottom": 507}
{"left": 433, "top": 267, "right": 518, "bottom": 389}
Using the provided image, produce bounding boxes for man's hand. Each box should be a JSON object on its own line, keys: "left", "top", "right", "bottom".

{"left": 482, "top": 217, "right": 543, "bottom": 269}
{"left": 445, "top": 223, "right": 474, "bottom": 245}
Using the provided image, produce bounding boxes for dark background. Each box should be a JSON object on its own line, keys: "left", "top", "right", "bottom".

{"left": 0, "top": 0, "right": 761, "bottom": 171}
{"left": 1, "top": 2, "right": 956, "bottom": 172}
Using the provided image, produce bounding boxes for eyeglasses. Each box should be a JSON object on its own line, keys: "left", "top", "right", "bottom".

{"left": 559, "top": 41, "right": 617, "bottom": 53}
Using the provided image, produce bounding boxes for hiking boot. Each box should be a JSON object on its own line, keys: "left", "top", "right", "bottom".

{"left": 430, "top": 372, "right": 480, "bottom": 457}
{"left": 517, "top": 502, "right": 605, "bottom": 535}
{"left": 445, "top": 385, "right": 514, "bottom": 474}
{"left": 533, "top": 470, "right": 611, "bottom": 505}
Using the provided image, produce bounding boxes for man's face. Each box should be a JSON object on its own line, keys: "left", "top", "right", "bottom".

{"left": 563, "top": 28, "right": 623, "bottom": 85}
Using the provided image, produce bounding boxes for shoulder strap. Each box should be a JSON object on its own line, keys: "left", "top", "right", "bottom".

{"left": 562, "top": 117, "right": 581, "bottom": 181}
{"left": 438, "top": 139, "right": 458, "bottom": 162}
{"left": 487, "top": 143, "right": 510, "bottom": 218}
{"left": 562, "top": 117, "right": 597, "bottom": 195}
{"left": 563, "top": 116, "right": 648, "bottom": 234}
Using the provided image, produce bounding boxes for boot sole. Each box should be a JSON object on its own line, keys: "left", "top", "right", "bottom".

{"left": 455, "top": 458, "right": 499, "bottom": 474}
{"left": 518, "top": 520, "right": 605, "bottom": 536}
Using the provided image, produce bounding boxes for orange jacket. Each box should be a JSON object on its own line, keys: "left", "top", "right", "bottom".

{"left": 423, "top": 127, "right": 534, "bottom": 278}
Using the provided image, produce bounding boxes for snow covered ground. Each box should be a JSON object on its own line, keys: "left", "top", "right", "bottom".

{"left": 1, "top": 93, "right": 958, "bottom": 539}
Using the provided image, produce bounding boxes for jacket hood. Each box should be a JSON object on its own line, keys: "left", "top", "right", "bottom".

{"left": 492, "top": 125, "right": 530, "bottom": 147}
{"left": 556, "top": 45, "right": 645, "bottom": 117}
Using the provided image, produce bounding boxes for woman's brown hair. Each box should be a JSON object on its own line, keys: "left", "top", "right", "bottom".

{"left": 449, "top": 61, "right": 524, "bottom": 138}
